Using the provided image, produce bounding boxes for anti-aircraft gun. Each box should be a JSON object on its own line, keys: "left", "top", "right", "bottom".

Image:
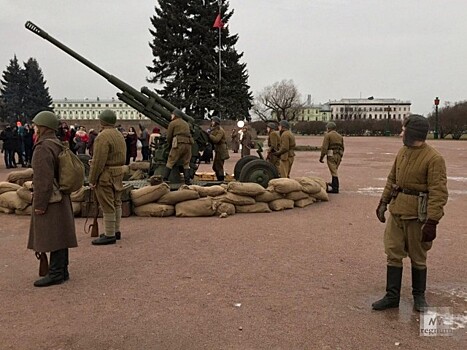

{"left": 25, "top": 21, "right": 279, "bottom": 187}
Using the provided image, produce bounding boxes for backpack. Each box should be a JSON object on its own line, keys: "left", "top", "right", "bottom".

{"left": 46, "top": 139, "right": 85, "bottom": 194}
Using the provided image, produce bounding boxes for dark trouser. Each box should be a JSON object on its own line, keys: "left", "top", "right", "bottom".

{"left": 4, "top": 149, "right": 15, "bottom": 168}
{"left": 141, "top": 146, "right": 150, "bottom": 161}
{"left": 212, "top": 155, "right": 225, "bottom": 181}
{"left": 24, "top": 145, "right": 33, "bottom": 165}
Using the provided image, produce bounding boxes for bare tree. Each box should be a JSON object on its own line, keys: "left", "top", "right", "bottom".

{"left": 252, "top": 79, "right": 303, "bottom": 122}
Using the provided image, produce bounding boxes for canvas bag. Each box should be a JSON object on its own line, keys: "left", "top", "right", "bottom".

{"left": 46, "top": 139, "right": 85, "bottom": 194}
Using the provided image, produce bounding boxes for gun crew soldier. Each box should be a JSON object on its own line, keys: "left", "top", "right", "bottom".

{"left": 373, "top": 115, "right": 448, "bottom": 312}
{"left": 208, "top": 116, "right": 230, "bottom": 181}
{"left": 89, "top": 110, "right": 126, "bottom": 245}
{"left": 162, "top": 108, "right": 194, "bottom": 185}
{"left": 319, "top": 122, "right": 344, "bottom": 193}
{"left": 28, "top": 111, "right": 77, "bottom": 287}
{"left": 272, "top": 120, "right": 296, "bottom": 178}
{"left": 266, "top": 122, "right": 280, "bottom": 169}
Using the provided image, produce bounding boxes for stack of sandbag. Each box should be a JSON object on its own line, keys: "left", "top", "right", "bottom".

{"left": 131, "top": 183, "right": 173, "bottom": 217}
{"left": 0, "top": 181, "right": 30, "bottom": 214}
{"left": 7, "top": 168, "right": 34, "bottom": 186}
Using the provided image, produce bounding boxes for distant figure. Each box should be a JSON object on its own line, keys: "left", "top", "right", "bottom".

{"left": 230, "top": 127, "right": 240, "bottom": 153}
{"left": 0, "top": 125, "right": 16, "bottom": 168}
{"left": 125, "top": 126, "right": 138, "bottom": 165}
{"left": 266, "top": 122, "right": 280, "bottom": 169}
{"left": 240, "top": 126, "right": 252, "bottom": 158}
{"left": 208, "top": 116, "right": 229, "bottom": 181}
{"left": 138, "top": 124, "right": 150, "bottom": 161}
{"left": 87, "top": 129, "right": 98, "bottom": 157}
{"left": 149, "top": 126, "right": 161, "bottom": 153}
{"left": 319, "top": 122, "right": 344, "bottom": 194}
{"left": 273, "top": 120, "right": 295, "bottom": 178}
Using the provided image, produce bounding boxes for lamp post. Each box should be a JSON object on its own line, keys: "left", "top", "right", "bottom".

{"left": 385, "top": 106, "right": 391, "bottom": 136}
{"left": 434, "top": 97, "right": 440, "bottom": 139}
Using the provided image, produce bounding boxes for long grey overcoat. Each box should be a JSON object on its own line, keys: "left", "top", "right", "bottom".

{"left": 27, "top": 130, "right": 77, "bottom": 253}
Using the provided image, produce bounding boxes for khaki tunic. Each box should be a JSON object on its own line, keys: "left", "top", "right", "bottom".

{"left": 267, "top": 130, "right": 281, "bottom": 167}
{"left": 209, "top": 126, "right": 229, "bottom": 175}
{"left": 240, "top": 130, "right": 252, "bottom": 157}
{"left": 28, "top": 130, "right": 77, "bottom": 253}
{"left": 276, "top": 130, "right": 296, "bottom": 178}
{"left": 320, "top": 130, "right": 344, "bottom": 177}
{"left": 381, "top": 143, "right": 448, "bottom": 268}
{"left": 166, "top": 117, "right": 193, "bottom": 169}
{"left": 89, "top": 128, "right": 126, "bottom": 213}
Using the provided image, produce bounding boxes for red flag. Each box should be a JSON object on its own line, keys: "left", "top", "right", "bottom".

{"left": 213, "top": 14, "right": 224, "bottom": 29}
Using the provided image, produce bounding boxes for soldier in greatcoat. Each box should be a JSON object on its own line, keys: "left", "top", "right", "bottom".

{"left": 373, "top": 115, "right": 448, "bottom": 312}
{"left": 162, "top": 108, "right": 194, "bottom": 185}
{"left": 89, "top": 110, "right": 126, "bottom": 245}
{"left": 319, "top": 122, "right": 344, "bottom": 193}
{"left": 28, "top": 111, "right": 77, "bottom": 287}
{"left": 208, "top": 116, "right": 230, "bottom": 181}
{"left": 240, "top": 126, "right": 252, "bottom": 158}
{"left": 266, "top": 122, "right": 280, "bottom": 169}
{"left": 273, "top": 120, "right": 296, "bottom": 178}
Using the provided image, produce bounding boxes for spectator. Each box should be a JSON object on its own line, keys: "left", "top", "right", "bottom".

{"left": 124, "top": 126, "right": 138, "bottom": 165}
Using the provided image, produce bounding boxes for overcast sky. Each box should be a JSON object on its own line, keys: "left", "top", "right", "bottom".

{"left": 1, "top": 0, "right": 467, "bottom": 116}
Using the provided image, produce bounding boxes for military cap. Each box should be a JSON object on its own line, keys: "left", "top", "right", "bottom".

{"left": 98, "top": 109, "right": 117, "bottom": 126}
{"left": 267, "top": 122, "right": 278, "bottom": 130}
{"left": 211, "top": 116, "right": 221, "bottom": 124}
{"left": 279, "top": 120, "right": 290, "bottom": 129}
{"left": 403, "top": 114, "right": 429, "bottom": 142}
{"left": 326, "top": 122, "right": 337, "bottom": 130}
{"left": 172, "top": 108, "right": 184, "bottom": 118}
{"left": 32, "top": 111, "right": 59, "bottom": 131}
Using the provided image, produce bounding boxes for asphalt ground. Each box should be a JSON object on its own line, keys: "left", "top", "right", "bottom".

{"left": 0, "top": 136, "right": 466, "bottom": 349}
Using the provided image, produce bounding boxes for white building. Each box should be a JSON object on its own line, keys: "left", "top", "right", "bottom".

{"left": 52, "top": 97, "right": 149, "bottom": 120}
{"left": 329, "top": 98, "right": 411, "bottom": 121}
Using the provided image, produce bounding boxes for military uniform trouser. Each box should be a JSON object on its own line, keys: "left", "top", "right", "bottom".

{"left": 384, "top": 214, "right": 432, "bottom": 269}
{"left": 212, "top": 155, "right": 224, "bottom": 176}
{"left": 166, "top": 143, "right": 191, "bottom": 169}
{"left": 279, "top": 157, "right": 294, "bottom": 178}
{"left": 327, "top": 154, "right": 342, "bottom": 177}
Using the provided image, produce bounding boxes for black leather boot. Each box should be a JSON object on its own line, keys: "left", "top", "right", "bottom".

{"left": 92, "top": 235, "right": 116, "bottom": 245}
{"left": 64, "top": 248, "right": 69, "bottom": 281}
{"left": 34, "top": 249, "right": 66, "bottom": 287}
{"left": 327, "top": 176, "right": 339, "bottom": 193}
{"left": 372, "top": 266, "right": 403, "bottom": 310}
{"left": 412, "top": 267, "right": 429, "bottom": 312}
{"left": 183, "top": 169, "right": 192, "bottom": 185}
{"left": 162, "top": 167, "right": 171, "bottom": 182}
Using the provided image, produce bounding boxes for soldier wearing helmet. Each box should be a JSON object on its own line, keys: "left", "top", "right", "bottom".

{"left": 89, "top": 109, "right": 126, "bottom": 245}
{"left": 28, "top": 111, "right": 77, "bottom": 287}
{"left": 373, "top": 115, "right": 448, "bottom": 312}
{"left": 162, "top": 108, "right": 194, "bottom": 185}
{"left": 266, "top": 122, "right": 280, "bottom": 169}
{"left": 272, "top": 120, "right": 296, "bottom": 178}
{"left": 319, "top": 121, "right": 344, "bottom": 193}
{"left": 208, "top": 116, "right": 229, "bottom": 181}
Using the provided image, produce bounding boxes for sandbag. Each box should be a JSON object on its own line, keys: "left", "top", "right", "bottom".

{"left": 122, "top": 165, "right": 130, "bottom": 175}
{"left": 227, "top": 181, "right": 266, "bottom": 197}
{"left": 7, "top": 168, "right": 34, "bottom": 184}
{"left": 0, "top": 182, "right": 22, "bottom": 195}
{"left": 285, "top": 190, "right": 309, "bottom": 201}
{"left": 175, "top": 197, "right": 215, "bottom": 217}
{"left": 295, "top": 177, "right": 323, "bottom": 195}
{"left": 214, "top": 202, "right": 236, "bottom": 216}
{"left": 0, "top": 206, "right": 14, "bottom": 214}
{"left": 70, "top": 187, "right": 86, "bottom": 202}
{"left": 235, "top": 202, "right": 271, "bottom": 214}
{"left": 129, "top": 169, "right": 146, "bottom": 180}
{"left": 310, "top": 188, "right": 329, "bottom": 202}
{"left": 0, "top": 191, "right": 29, "bottom": 210}
{"left": 255, "top": 190, "right": 284, "bottom": 203}
{"left": 16, "top": 187, "right": 33, "bottom": 204}
{"left": 269, "top": 198, "right": 295, "bottom": 211}
{"left": 129, "top": 161, "right": 150, "bottom": 171}
{"left": 294, "top": 197, "right": 316, "bottom": 208}
{"left": 72, "top": 202, "right": 82, "bottom": 216}
{"left": 215, "top": 192, "right": 256, "bottom": 206}
{"left": 22, "top": 181, "right": 33, "bottom": 190}
{"left": 134, "top": 203, "right": 175, "bottom": 217}
{"left": 131, "top": 183, "right": 170, "bottom": 207}
{"left": 189, "top": 185, "right": 226, "bottom": 197}
{"left": 15, "top": 206, "right": 32, "bottom": 216}
{"left": 268, "top": 178, "right": 302, "bottom": 194}
{"left": 158, "top": 189, "right": 200, "bottom": 205}
{"left": 308, "top": 176, "right": 327, "bottom": 190}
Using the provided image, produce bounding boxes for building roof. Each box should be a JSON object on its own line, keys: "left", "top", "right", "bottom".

{"left": 329, "top": 98, "right": 411, "bottom": 105}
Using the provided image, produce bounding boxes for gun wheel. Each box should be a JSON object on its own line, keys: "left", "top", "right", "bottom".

{"left": 238, "top": 159, "right": 279, "bottom": 188}
{"left": 233, "top": 155, "right": 259, "bottom": 180}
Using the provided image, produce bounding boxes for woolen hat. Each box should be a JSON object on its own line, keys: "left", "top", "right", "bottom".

{"left": 279, "top": 120, "right": 290, "bottom": 129}
{"left": 403, "top": 114, "right": 429, "bottom": 142}
{"left": 98, "top": 109, "right": 117, "bottom": 126}
{"left": 32, "top": 111, "right": 59, "bottom": 131}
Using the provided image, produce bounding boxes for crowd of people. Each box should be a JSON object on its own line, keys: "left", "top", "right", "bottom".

{"left": 0, "top": 122, "right": 35, "bottom": 168}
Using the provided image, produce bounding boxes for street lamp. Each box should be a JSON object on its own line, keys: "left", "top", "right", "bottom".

{"left": 384, "top": 106, "right": 391, "bottom": 136}
{"left": 434, "top": 97, "right": 440, "bottom": 139}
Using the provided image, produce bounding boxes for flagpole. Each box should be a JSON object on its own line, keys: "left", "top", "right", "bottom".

{"left": 218, "top": 0, "right": 222, "bottom": 118}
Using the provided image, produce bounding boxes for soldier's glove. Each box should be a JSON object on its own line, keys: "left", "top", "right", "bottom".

{"left": 421, "top": 219, "right": 438, "bottom": 242}
{"left": 376, "top": 200, "right": 388, "bottom": 223}
{"left": 319, "top": 157, "right": 324, "bottom": 163}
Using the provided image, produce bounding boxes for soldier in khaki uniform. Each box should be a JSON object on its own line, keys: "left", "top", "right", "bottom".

{"left": 373, "top": 115, "right": 448, "bottom": 312}
{"left": 266, "top": 122, "right": 280, "bottom": 169}
{"left": 273, "top": 120, "right": 295, "bottom": 178}
{"left": 319, "top": 122, "right": 344, "bottom": 193}
{"left": 208, "top": 116, "right": 229, "bottom": 181}
{"left": 89, "top": 110, "right": 126, "bottom": 245}
{"left": 162, "top": 109, "right": 194, "bottom": 185}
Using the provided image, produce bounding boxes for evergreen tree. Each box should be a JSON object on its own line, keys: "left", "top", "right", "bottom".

{"left": 147, "top": 0, "right": 252, "bottom": 120}
{"left": 23, "top": 58, "right": 53, "bottom": 120}
{"left": 0, "top": 55, "right": 25, "bottom": 124}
